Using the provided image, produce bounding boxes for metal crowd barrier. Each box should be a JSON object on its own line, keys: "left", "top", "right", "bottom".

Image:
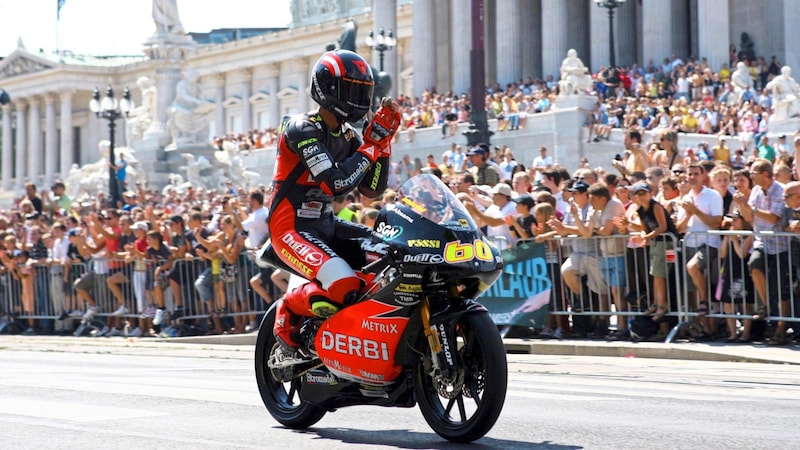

{"left": 538, "top": 233, "right": 684, "bottom": 336}
{"left": 0, "top": 252, "right": 276, "bottom": 335}
{"left": 673, "top": 230, "right": 800, "bottom": 342}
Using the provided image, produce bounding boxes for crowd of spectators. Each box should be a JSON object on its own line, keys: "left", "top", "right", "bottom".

{"left": 4, "top": 50, "right": 800, "bottom": 345}
{"left": 0, "top": 179, "right": 281, "bottom": 337}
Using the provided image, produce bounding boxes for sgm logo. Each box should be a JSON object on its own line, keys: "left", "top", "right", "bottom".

{"left": 302, "top": 144, "right": 320, "bottom": 157}
{"left": 407, "top": 239, "right": 440, "bottom": 248}
{"left": 375, "top": 222, "right": 403, "bottom": 240}
{"left": 320, "top": 331, "right": 390, "bottom": 361}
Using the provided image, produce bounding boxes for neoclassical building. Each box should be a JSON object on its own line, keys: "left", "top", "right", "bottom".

{"left": 0, "top": 0, "right": 797, "bottom": 194}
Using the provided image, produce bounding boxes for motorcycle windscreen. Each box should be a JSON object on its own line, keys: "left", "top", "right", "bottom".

{"left": 395, "top": 174, "right": 479, "bottom": 231}
{"left": 315, "top": 299, "right": 409, "bottom": 386}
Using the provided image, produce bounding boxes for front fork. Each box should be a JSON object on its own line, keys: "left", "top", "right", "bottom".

{"left": 420, "top": 288, "right": 462, "bottom": 378}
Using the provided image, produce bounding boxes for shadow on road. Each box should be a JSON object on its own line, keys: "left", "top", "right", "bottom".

{"left": 297, "top": 427, "right": 582, "bottom": 449}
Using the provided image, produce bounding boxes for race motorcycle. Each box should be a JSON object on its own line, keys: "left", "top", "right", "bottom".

{"left": 255, "top": 174, "right": 507, "bottom": 443}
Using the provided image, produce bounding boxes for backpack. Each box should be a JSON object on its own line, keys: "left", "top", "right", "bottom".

{"left": 630, "top": 316, "right": 659, "bottom": 342}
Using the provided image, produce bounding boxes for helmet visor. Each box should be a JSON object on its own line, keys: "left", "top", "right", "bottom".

{"left": 339, "top": 77, "right": 374, "bottom": 120}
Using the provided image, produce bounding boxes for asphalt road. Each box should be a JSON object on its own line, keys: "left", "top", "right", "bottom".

{"left": 1, "top": 337, "right": 799, "bottom": 449}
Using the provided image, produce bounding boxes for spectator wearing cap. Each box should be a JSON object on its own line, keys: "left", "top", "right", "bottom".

{"left": 42, "top": 181, "right": 72, "bottom": 220}
{"left": 620, "top": 181, "right": 678, "bottom": 327}
{"left": 467, "top": 145, "right": 500, "bottom": 187}
{"left": 506, "top": 194, "right": 536, "bottom": 240}
{"left": 549, "top": 179, "right": 608, "bottom": 336}
{"left": 122, "top": 191, "right": 138, "bottom": 212}
{"left": 463, "top": 183, "right": 517, "bottom": 249}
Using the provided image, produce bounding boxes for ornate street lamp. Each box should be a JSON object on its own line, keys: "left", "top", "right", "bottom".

{"left": 365, "top": 28, "right": 396, "bottom": 72}
{"left": 593, "top": 0, "right": 626, "bottom": 68}
{"left": 89, "top": 86, "right": 132, "bottom": 208}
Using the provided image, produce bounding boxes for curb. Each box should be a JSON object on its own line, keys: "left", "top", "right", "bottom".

{"left": 162, "top": 334, "right": 800, "bottom": 365}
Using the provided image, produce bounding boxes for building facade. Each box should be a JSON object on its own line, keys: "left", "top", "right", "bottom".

{"left": 0, "top": 0, "right": 797, "bottom": 194}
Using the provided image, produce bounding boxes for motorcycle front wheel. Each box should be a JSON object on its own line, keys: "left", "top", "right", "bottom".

{"left": 254, "top": 306, "right": 326, "bottom": 429}
{"left": 414, "top": 311, "right": 508, "bottom": 443}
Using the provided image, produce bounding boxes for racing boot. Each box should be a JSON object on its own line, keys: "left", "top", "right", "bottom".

{"left": 273, "top": 282, "right": 340, "bottom": 350}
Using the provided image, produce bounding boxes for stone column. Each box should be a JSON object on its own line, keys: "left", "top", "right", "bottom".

{"left": 484, "top": 0, "right": 496, "bottom": 85}
{"left": 14, "top": 101, "right": 27, "bottom": 189}
{"left": 433, "top": 0, "right": 451, "bottom": 94}
{"left": 413, "top": 0, "right": 436, "bottom": 98}
{"left": 589, "top": 4, "right": 609, "bottom": 71}
{"left": 541, "top": 0, "right": 569, "bottom": 79}
{"left": 28, "top": 97, "right": 42, "bottom": 187}
{"left": 266, "top": 65, "right": 280, "bottom": 128}
{"left": 2, "top": 104, "right": 12, "bottom": 190}
{"left": 616, "top": 0, "right": 637, "bottom": 67}
{"left": 451, "top": 0, "right": 471, "bottom": 95}
{"left": 670, "top": 0, "right": 689, "bottom": 59}
{"left": 44, "top": 94, "right": 58, "bottom": 185}
{"left": 297, "top": 58, "right": 310, "bottom": 113}
{"left": 373, "top": 0, "right": 398, "bottom": 98}
{"left": 59, "top": 91, "right": 73, "bottom": 180}
{"left": 213, "top": 75, "right": 225, "bottom": 137}
{"left": 642, "top": 0, "right": 672, "bottom": 68}
{"left": 240, "top": 69, "right": 252, "bottom": 132}
{"left": 785, "top": 1, "right": 800, "bottom": 73}
{"left": 697, "top": 0, "right": 729, "bottom": 74}
{"left": 495, "top": 0, "right": 521, "bottom": 85}
{"left": 519, "top": 0, "right": 542, "bottom": 79}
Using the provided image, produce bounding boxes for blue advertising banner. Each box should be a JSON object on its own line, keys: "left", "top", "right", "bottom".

{"left": 482, "top": 241, "right": 551, "bottom": 328}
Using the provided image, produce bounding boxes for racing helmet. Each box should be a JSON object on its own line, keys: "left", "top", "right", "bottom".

{"left": 310, "top": 50, "right": 374, "bottom": 123}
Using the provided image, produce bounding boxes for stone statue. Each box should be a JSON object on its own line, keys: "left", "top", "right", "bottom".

{"left": 152, "top": 0, "right": 185, "bottom": 35}
{"left": 730, "top": 61, "right": 754, "bottom": 105}
{"left": 558, "top": 49, "right": 592, "bottom": 96}
{"left": 65, "top": 144, "right": 143, "bottom": 198}
{"left": 180, "top": 153, "right": 213, "bottom": 187}
{"left": 766, "top": 66, "right": 800, "bottom": 121}
{"left": 125, "top": 76, "right": 156, "bottom": 146}
{"left": 738, "top": 32, "right": 756, "bottom": 63}
{"left": 331, "top": 18, "right": 390, "bottom": 106}
{"left": 167, "top": 68, "right": 215, "bottom": 146}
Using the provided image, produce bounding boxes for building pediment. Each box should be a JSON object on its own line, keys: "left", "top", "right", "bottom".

{"left": 277, "top": 86, "right": 298, "bottom": 100}
{"left": 222, "top": 96, "right": 242, "bottom": 107}
{"left": 0, "top": 49, "right": 57, "bottom": 79}
{"left": 249, "top": 90, "right": 271, "bottom": 104}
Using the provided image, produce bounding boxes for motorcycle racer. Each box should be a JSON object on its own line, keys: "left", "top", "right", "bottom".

{"left": 269, "top": 49, "right": 401, "bottom": 352}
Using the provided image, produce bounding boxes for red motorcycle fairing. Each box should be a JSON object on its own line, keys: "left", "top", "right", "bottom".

{"left": 315, "top": 299, "right": 410, "bottom": 386}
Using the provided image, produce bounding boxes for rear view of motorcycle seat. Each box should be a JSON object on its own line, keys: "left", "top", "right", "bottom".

{"left": 257, "top": 241, "right": 298, "bottom": 275}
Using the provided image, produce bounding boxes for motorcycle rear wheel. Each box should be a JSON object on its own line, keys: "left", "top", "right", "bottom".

{"left": 254, "top": 307, "right": 326, "bottom": 429}
{"left": 414, "top": 312, "right": 507, "bottom": 443}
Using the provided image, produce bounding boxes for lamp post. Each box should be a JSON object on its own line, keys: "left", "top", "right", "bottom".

{"left": 365, "top": 28, "right": 396, "bottom": 72}
{"left": 89, "top": 86, "right": 132, "bottom": 208}
{"left": 593, "top": 0, "right": 626, "bottom": 68}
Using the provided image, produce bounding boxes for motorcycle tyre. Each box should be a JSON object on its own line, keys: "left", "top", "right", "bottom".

{"left": 414, "top": 311, "right": 508, "bottom": 443}
{"left": 254, "top": 306, "right": 326, "bottom": 429}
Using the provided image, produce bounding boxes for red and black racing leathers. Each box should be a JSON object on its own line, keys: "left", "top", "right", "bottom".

{"left": 269, "top": 111, "right": 389, "bottom": 324}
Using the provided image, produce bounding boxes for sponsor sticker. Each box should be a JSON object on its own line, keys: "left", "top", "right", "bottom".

{"left": 396, "top": 283, "right": 423, "bottom": 293}
{"left": 402, "top": 253, "right": 444, "bottom": 264}
{"left": 375, "top": 222, "right": 403, "bottom": 240}
{"left": 407, "top": 239, "right": 440, "bottom": 248}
